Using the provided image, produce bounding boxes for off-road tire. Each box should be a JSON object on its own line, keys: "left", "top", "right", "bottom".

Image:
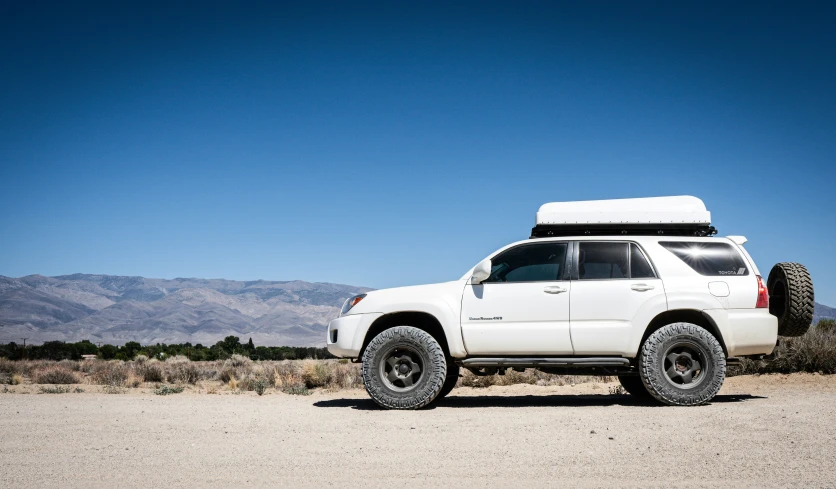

{"left": 639, "top": 322, "right": 725, "bottom": 406}
{"left": 361, "top": 326, "right": 447, "bottom": 409}
{"left": 436, "top": 363, "right": 460, "bottom": 400}
{"left": 768, "top": 262, "right": 814, "bottom": 337}
{"left": 617, "top": 375, "right": 653, "bottom": 400}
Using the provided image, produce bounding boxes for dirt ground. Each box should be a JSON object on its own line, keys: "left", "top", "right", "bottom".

{"left": 1, "top": 374, "right": 835, "bottom": 488}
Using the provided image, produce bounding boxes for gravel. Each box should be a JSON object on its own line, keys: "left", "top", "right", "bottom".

{"left": 1, "top": 373, "right": 835, "bottom": 488}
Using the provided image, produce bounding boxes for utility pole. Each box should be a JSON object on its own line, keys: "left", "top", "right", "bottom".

{"left": 20, "top": 338, "right": 27, "bottom": 360}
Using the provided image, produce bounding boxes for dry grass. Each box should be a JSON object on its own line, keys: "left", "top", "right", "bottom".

{"left": 34, "top": 367, "right": 81, "bottom": 384}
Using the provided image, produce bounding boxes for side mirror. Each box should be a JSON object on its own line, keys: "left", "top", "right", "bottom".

{"left": 471, "top": 258, "right": 491, "bottom": 284}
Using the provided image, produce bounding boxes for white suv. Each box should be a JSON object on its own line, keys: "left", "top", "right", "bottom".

{"left": 327, "top": 196, "right": 814, "bottom": 409}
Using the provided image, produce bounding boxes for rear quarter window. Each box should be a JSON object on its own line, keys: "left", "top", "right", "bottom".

{"left": 659, "top": 241, "right": 749, "bottom": 276}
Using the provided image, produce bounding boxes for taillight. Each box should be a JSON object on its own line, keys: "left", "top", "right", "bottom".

{"left": 756, "top": 275, "right": 769, "bottom": 308}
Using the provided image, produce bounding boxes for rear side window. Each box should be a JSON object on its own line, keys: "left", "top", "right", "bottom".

{"left": 578, "top": 242, "right": 628, "bottom": 279}
{"left": 660, "top": 242, "right": 749, "bottom": 276}
{"left": 630, "top": 244, "right": 656, "bottom": 279}
{"left": 486, "top": 242, "right": 567, "bottom": 283}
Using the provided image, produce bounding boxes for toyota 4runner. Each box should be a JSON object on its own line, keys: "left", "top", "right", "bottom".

{"left": 327, "top": 196, "right": 814, "bottom": 409}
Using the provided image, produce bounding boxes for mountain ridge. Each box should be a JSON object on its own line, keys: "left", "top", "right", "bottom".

{"left": 0, "top": 274, "right": 371, "bottom": 346}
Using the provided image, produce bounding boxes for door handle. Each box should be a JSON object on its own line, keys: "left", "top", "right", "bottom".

{"left": 631, "top": 284, "right": 655, "bottom": 292}
{"left": 543, "top": 286, "right": 568, "bottom": 294}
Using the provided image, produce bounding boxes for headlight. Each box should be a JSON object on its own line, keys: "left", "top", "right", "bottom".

{"left": 340, "top": 294, "right": 366, "bottom": 316}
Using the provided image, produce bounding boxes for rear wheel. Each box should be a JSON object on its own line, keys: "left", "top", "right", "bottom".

{"left": 639, "top": 322, "right": 725, "bottom": 406}
{"left": 361, "top": 326, "right": 447, "bottom": 409}
{"left": 768, "top": 262, "right": 814, "bottom": 337}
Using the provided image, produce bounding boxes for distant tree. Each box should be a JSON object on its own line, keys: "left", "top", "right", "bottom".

{"left": 99, "top": 344, "right": 118, "bottom": 360}
{"left": 221, "top": 336, "right": 241, "bottom": 354}
{"left": 122, "top": 341, "right": 142, "bottom": 359}
{"left": 246, "top": 337, "right": 255, "bottom": 352}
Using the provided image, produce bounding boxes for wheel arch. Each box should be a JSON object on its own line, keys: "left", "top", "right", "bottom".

{"left": 637, "top": 309, "right": 728, "bottom": 358}
{"left": 360, "top": 311, "right": 451, "bottom": 359}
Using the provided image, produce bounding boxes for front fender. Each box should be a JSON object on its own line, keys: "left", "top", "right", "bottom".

{"left": 369, "top": 298, "right": 468, "bottom": 357}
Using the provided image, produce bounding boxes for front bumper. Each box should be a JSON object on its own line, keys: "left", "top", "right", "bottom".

{"left": 326, "top": 313, "right": 383, "bottom": 358}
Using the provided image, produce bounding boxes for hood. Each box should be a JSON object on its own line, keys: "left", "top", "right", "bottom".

{"left": 347, "top": 280, "right": 465, "bottom": 315}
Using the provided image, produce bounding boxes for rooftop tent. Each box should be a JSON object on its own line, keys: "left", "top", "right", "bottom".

{"left": 531, "top": 196, "right": 716, "bottom": 238}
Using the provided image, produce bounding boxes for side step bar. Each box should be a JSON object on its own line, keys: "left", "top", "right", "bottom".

{"left": 460, "top": 357, "right": 631, "bottom": 368}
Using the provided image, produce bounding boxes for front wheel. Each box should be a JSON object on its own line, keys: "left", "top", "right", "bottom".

{"left": 639, "top": 323, "right": 726, "bottom": 406}
{"left": 361, "top": 326, "right": 447, "bottom": 409}
{"left": 436, "top": 363, "right": 460, "bottom": 400}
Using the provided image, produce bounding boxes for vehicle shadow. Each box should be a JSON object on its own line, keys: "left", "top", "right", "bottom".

{"left": 312, "top": 393, "right": 766, "bottom": 410}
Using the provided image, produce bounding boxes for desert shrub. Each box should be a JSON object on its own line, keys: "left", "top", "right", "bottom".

{"left": 272, "top": 361, "right": 301, "bottom": 388}
{"left": 39, "top": 385, "right": 71, "bottom": 394}
{"left": 35, "top": 367, "right": 80, "bottom": 384}
{"left": 57, "top": 359, "right": 81, "bottom": 371}
{"left": 282, "top": 383, "right": 311, "bottom": 395}
{"left": 0, "top": 358, "right": 21, "bottom": 375}
{"left": 165, "top": 356, "right": 199, "bottom": 384}
{"left": 134, "top": 354, "right": 149, "bottom": 363}
{"left": 302, "top": 360, "right": 333, "bottom": 388}
{"left": 138, "top": 360, "right": 164, "bottom": 382}
{"left": 90, "top": 362, "right": 129, "bottom": 387}
{"left": 154, "top": 384, "right": 184, "bottom": 395}
{"left": 78, "top": 360, "right": 98, "bottom": 374}
{"left": 219, "top": 354, "right": 253, "bottom": 383}
{"left": 252, "top": 378, "right": 268, "bottom": 396}
{"left": 11, "top": 373, "right": 22, "bottom": 385}
{"left": 126, "top": 373, "right": 142, "bottom": 388}
{"left": 329, "top": 362, "right": 362, "bottom": 389}
{"left": 817, "top": 318, "right": 836, "bottom": 334}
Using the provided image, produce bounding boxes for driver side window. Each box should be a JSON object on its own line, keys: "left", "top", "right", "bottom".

{"left": 485, "top": 242, "right": 567, "bottom": 283}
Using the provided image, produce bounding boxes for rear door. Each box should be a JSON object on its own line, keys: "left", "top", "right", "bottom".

{"left": 569, "top": 241, "right": 667, "bottom": 355}
{"left": 460, "top": 241, "right": 574, "bottom": 355}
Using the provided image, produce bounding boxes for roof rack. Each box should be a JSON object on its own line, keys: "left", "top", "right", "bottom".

{"left": 530, "top": 196, "right": 718, "bottom": 239}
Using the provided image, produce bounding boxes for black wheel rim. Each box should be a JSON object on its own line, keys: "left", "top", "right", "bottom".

{"left": 662, "top": 341, "right": 709, "bottom": 390}
{"left": 379, "top": 345, "right": 425, "bottom": 392}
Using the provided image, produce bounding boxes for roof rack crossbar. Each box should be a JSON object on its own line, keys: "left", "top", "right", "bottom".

{"left": 530, "top": 223, "right": 717, "bottom": 239}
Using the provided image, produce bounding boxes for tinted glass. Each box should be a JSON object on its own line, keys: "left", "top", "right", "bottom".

{"left": 578, "top": 242, "right": 629, "bottom": 279}
{"left": 486, "top": 243, "right": 567, "bottom": 283}
{"left": 660, "top": 241, "right": 749, "bottom": 276}
{"left": 630, "top": 243, "right": 656, "bottom": 279}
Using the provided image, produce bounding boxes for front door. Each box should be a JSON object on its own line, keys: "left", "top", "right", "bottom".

{"left": 461, "top": 241, "right": 573, "bottom": 355}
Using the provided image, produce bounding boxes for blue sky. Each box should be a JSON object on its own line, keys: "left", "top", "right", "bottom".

{"left": 1, "top": 2, "right": 834, "bottom": 305}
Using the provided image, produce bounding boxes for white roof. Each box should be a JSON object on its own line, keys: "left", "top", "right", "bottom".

{"left": 536, "top": 195, "right": 710, "bottom": 225}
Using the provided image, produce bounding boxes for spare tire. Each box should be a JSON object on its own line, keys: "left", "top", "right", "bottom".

{"left": 767, "top": 262, "right": 814, "bottom": 337}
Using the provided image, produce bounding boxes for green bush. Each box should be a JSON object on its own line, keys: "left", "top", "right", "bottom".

{"left": 154, "top": 384, "right": 185, "bottom": 395}
{"left": 282, "top": 383, "right": 311, "bottom": 395}
{"left": 38, "top": 385, "right": 71, "bottom": 394}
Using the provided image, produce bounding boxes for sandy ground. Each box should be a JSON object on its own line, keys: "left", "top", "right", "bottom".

{"left": 2, "top": 374, "right": 836, "bottom": 488}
